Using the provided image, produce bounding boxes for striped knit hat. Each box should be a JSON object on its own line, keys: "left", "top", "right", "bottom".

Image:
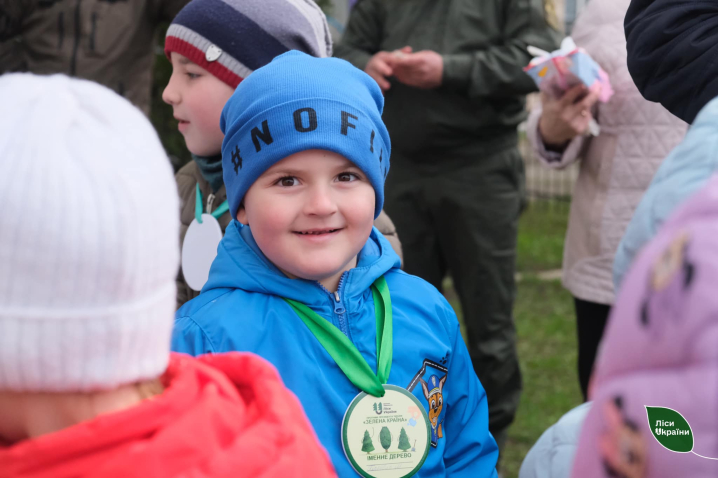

{"left": 165, "top": 0, "right": 332, "bottom": 89}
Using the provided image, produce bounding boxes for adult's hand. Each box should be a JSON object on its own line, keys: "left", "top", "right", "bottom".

{"left": 365, "top": 51, "right": 397, "bottom": 92}
{"left": 364, "top": 47, "right": 413, "bottom": 92}
{"left": 538, "top": 85, "right": 600, "bottom": 149}
{"left": 392, "top": 50, "right": 443, "bottom": 89}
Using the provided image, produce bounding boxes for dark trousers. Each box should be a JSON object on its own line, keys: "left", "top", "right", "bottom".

{"left": 574, "top": 297, "right": 611, "bottom": 401}
{"left": 384, "top": 146, "right": 525, "bottom": 453}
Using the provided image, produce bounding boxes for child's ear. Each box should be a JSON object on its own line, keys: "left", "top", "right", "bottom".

{"left": 237, "top": 203, "right": 249, "bottom": 225}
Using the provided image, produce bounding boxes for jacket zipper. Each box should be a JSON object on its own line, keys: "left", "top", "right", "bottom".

{"left": 70, "top": 0, "right": 81, "bottom": 76}
{"left": 318, "top": 273, "right": 349, "bottom": 337}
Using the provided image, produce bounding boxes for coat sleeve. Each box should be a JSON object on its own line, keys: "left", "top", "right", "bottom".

{"left": 333, "top": 0, "right": 385, "bottom": 71}
{"left": 171, "top": 315, "right": 216, "bottom": 356}
{"left": 442, "top": 0, "right": 560, "bottom": 98}
{"left": 441, "top": 301, "right": 499, "bottom": 477}
{"left": 625, "top": 0, "right": 718, "bottom": 124}
{"left": 525, "top": 104, "right": 588, "bottom": 170}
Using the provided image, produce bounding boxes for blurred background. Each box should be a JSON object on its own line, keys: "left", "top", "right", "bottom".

{"left": 150, "top": 0, "right": 582, "bottom": 206}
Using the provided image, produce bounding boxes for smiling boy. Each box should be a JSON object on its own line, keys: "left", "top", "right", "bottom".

{"left": 172, "top": 51, "right": 498, "bottom": 477}
{"left": 161, "top": 0, "right": 402, "bottom": 308}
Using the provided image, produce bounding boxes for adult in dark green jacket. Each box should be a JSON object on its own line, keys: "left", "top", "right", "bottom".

{"left": 335, "top": 0, "right": 560, "bottom": 456}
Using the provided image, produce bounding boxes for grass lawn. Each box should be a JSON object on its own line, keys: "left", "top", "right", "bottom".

{"left": 516, "top": 201, "right": 571, "bottom": 272}
{"left": 502, "top": 276, "right": 582, "bottom": 477}
{"left": 445, "top": 200, "right": 582, "bottom": 478}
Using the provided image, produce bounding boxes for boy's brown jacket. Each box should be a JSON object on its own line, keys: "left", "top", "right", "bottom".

{"left": 176, "top": 161, "right": 404, "bottom": 309}
{"left": 0, "top": 0, "right": 188, "bottom": 114}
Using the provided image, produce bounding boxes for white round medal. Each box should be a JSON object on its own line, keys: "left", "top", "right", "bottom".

{"left": 181, "top": 214, "right": 223, "bottom": 291}
{"left": 342, "top": 385, "right": 431, "bottom": 478}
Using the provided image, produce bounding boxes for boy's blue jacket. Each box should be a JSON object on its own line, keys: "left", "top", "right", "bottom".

{"left": 173, "top": 221, "right": 499, "bottom": 477}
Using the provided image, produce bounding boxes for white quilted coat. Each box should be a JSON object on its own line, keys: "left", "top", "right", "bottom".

{"left": 526, "top": 0, "right": 687, "bottom": 305}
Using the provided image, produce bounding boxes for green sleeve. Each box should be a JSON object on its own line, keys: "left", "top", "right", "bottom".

{"left": 333, "top": 0, "right": 386, "bottom": 71}
{"left": 442, "top": 0, "right": 561, "bottom": 98}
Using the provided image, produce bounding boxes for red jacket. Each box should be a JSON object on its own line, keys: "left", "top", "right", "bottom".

{"left": 0, "top": 353, "right": 336, "bottom": 478}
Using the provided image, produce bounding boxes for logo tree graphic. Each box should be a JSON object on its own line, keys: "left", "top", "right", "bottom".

{"left": 361, "top": 430, "right": 375, "bottom": 454}
{"left": 380, "top": 426, "right": 392, "bottom": 452}
{"left": 643, "top": 406, "right": 718, "bottom": 460}
{"left": 646, "top": 406, "right": 693, "bottom": 453}
{"left": 398, "top": 427, "right": 411, "bottom": 452}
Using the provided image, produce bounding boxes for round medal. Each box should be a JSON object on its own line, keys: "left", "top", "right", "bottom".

{"left": 342, "top": 385, "right": 431, "bottom": 478}
{"left": 181, "top": 213, "right": 223, "bottom": 291}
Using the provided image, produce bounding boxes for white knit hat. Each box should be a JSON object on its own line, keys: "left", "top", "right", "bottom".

{"left": 0, "top": 74, "right": 180, "bottom": 392}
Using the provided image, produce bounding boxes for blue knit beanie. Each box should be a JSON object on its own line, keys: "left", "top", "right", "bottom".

{"left": 220, "top": 51, "right": 390, "bottom": 220}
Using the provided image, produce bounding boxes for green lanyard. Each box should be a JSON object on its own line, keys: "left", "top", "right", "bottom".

{"left": 194, "top": 183, "right": 229, "bottom": 224}
{"left": 284, "top": 277, "right": 392, "bottom": 397}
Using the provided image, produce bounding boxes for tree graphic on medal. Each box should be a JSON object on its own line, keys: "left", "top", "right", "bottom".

{"left": 361, "top": 430, "right": 375, "bottom": 454}
{"left": 380, "top": 426, "right": 392, "bottom": 452}
{"left": 398, "top": 427, "right": 412, "bottom": 451}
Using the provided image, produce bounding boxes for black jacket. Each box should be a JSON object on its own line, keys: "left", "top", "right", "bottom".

{"left": 625, "top": 0, "right": 718, "bottom": 124}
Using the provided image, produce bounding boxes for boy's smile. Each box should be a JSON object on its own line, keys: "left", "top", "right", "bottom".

{"left": 162, "top": 52, "right": 235, "bottom": 157}
{"left": 238, "top": 150, "right": 376, "bottom": 292}
{"left": 294, "top": 228, "right": 342, "bottom": 241}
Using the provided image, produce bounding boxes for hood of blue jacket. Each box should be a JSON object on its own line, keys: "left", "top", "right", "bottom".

{"left": 202, "top": 220, "right": 402, "bottom": 304}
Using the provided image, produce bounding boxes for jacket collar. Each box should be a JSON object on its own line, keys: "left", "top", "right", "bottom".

{"left": 202, "top": 221, "right": 401, "bottom": 306}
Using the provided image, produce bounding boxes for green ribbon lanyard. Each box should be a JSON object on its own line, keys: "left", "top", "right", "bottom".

{"left": 284, "top": 276, "right": 392, "bottom": 398}
{"left": 194, "top": 183, "right": 229, "bottom": 224}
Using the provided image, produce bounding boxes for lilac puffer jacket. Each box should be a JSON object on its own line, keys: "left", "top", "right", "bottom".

{"left": 571, "top": 173, "right": 718, "bottom": 476}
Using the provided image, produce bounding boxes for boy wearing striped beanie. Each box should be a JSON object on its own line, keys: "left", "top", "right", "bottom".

{"left": 164, "top": 0, "right": 402, "bottom": 308}
{"left": 163, "top": 0, "right": 332, "bottom": 306}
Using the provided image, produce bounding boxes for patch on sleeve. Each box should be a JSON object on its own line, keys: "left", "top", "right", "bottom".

{"left": 407, "top": 359, "right": 449, "bottom": 448}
